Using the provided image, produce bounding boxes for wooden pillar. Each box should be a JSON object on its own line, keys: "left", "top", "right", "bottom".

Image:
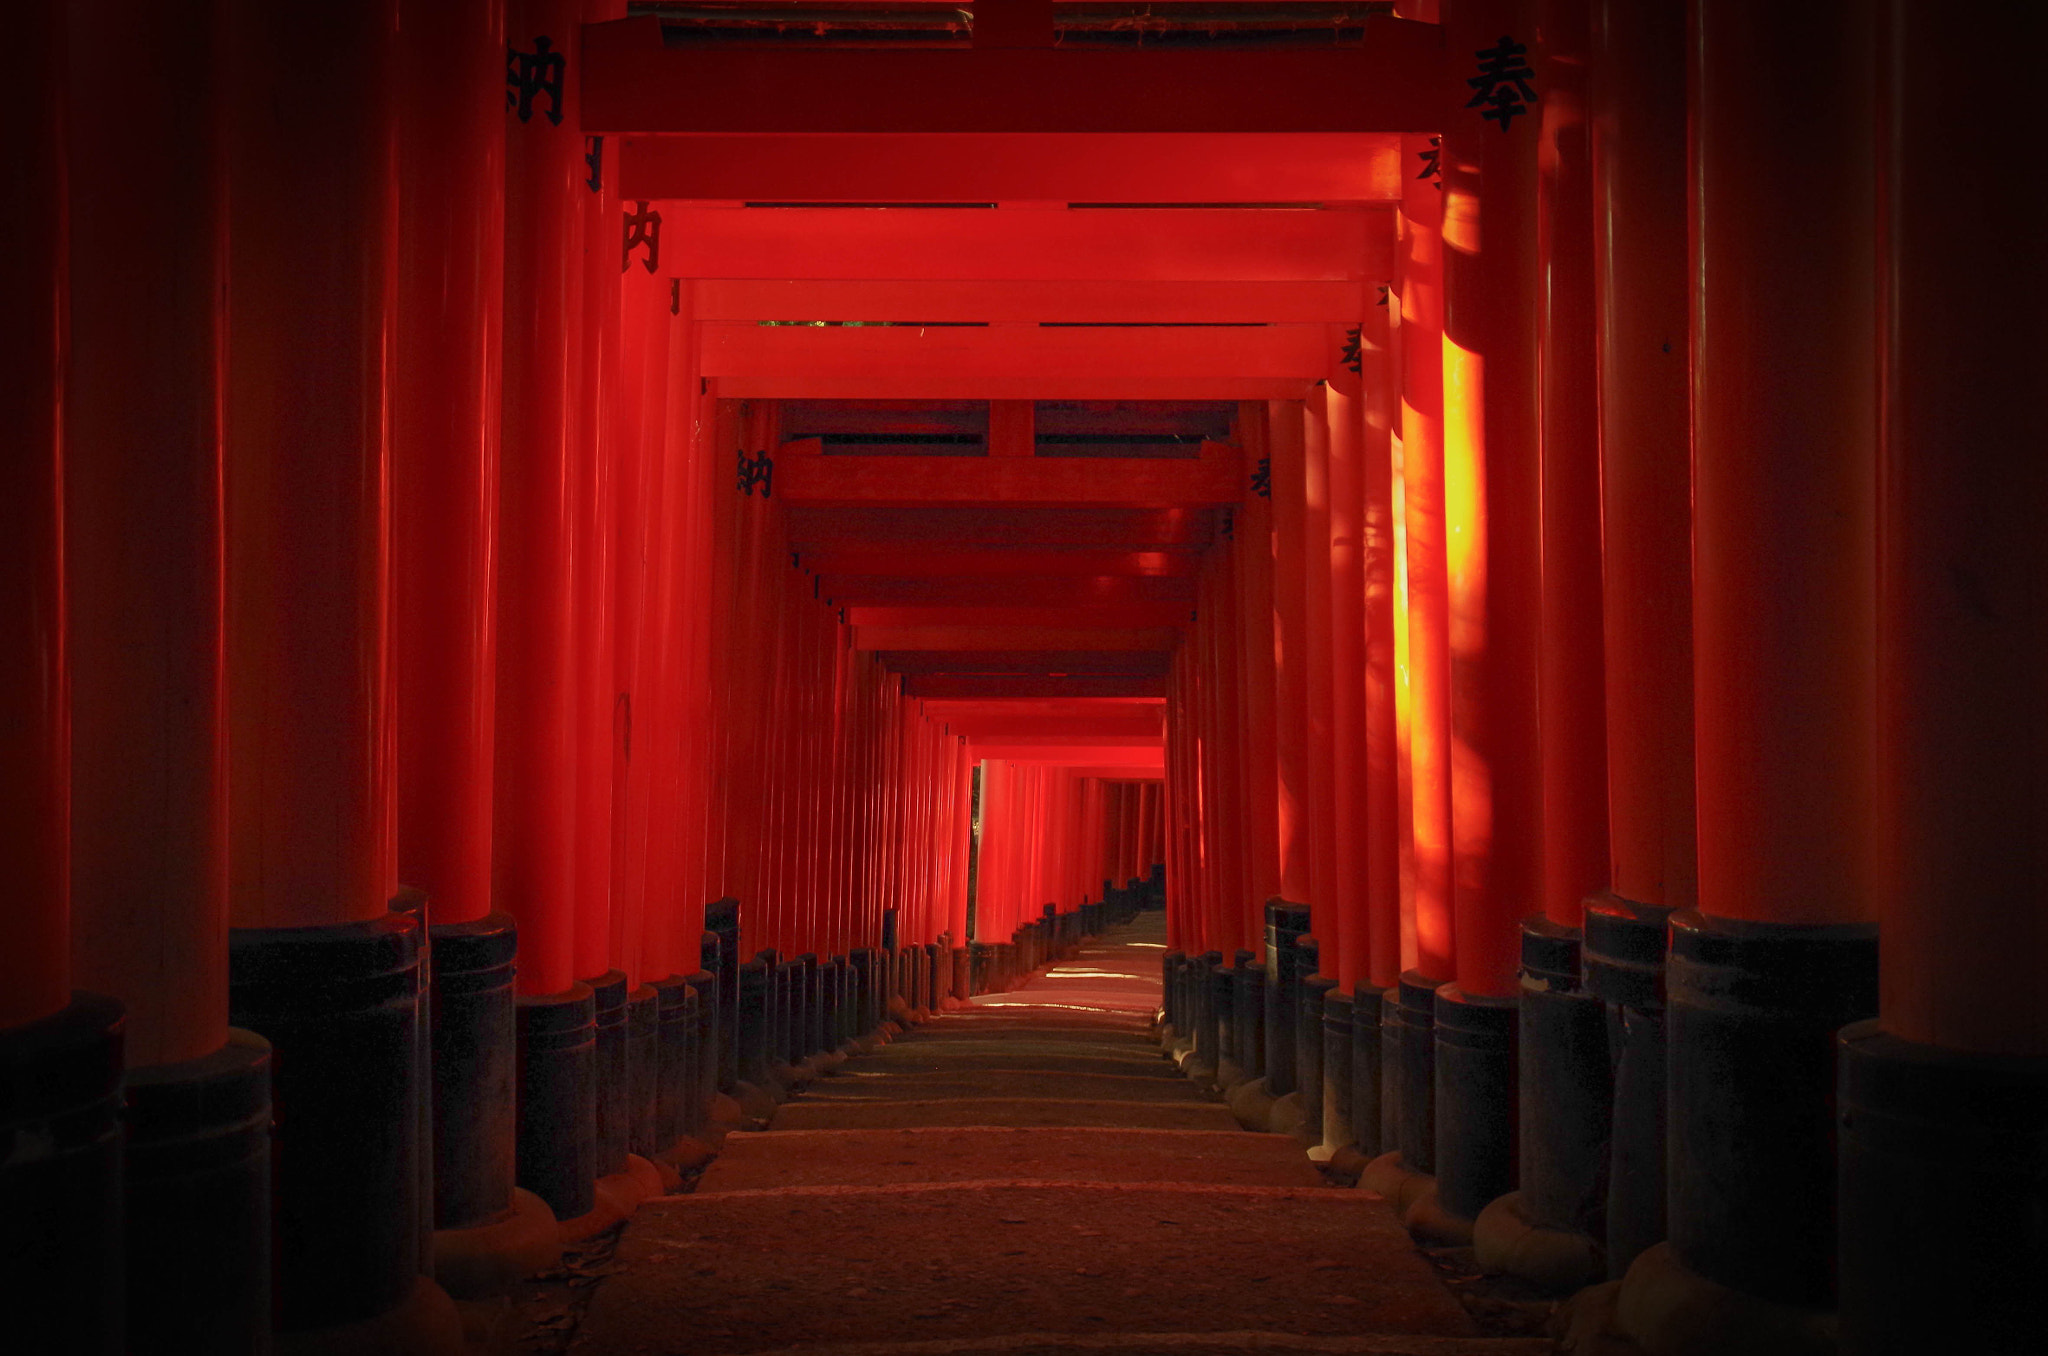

{"left": 1435, "top": 0, "right": 1544, "bottom": 1227}
{"left": 1628, "top": 0, "right": 1880, "bottom": 1334}
{"left": 1327, "top": 346, "right": 1369, "bottom": 997}
{"left": 1302, "top": 391, "right": 1340, "bottom": 977}
{"left": 1581, "top": 0, "right": 1694, "bottom": 1281}
{"left": 1837, "top": 9, "right": 2048, "bottom": 1352}
{"left": 1267, "top": 401, "right": 1314, "bottom": 902}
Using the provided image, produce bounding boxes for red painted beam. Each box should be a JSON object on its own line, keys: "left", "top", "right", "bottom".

{"left": 819, "top": 575, "right": 1195, "bottom": 607}
{"left": 618, "top": 133, "right": 1403, "bottom": 203}
{"left": 780, "top": 455, "right": 1241, "bottom": 512}
{"left": 848, "top": 605, "right": 1189, "bottom": 630}
{"left": 934, "top": 715, "right": 1164, "bottom": 739}
{"left": 697, "top": 279, "right": 1376, "bottom": 326}
{"left": 970, "top": 743, "right": 1167, "bottom": 767}
{"left": 853, "top": 626, "right": 1180, "bottom": 652}
{"left": 878, "top": 650, "right": 1172, "bottom": 676}
{"left": 788, "top": 507, "right": 1216, "bottom": 551}
{"left": 702, "top": 323, "right": 1331, "bottom": 386}
{"left": 922, "top": 698, "right": 1165, "bottom": 720}
{"left": 804, "top": 547, "right": 1201, "bottom": 578}
{"left": 583, "top": 16, "right": 1447, "bottom": 133}
{"left": 656, "top": 207, "right": 1393, "bottom": 284}
{"left": 719, "top": 374, "right": 1312, "bottom": 402}
{"left": 909, "top": 675, "right": 1168, "bottom": 699}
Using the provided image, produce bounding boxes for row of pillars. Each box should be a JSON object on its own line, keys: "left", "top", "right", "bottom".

{"left": 0, "top": 2, "right": 1161, "bottom": 1351}
{"left": 1158, "top": 1, "right": 2046, "bottom": 1352}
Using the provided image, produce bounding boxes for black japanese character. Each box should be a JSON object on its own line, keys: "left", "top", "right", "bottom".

{"left": 507, "top": 36, "right": 565, "bottom": 126}
{"left": 585, "top": 135, "right": 604, "bottom": 193}
{"left": 1416, "top": 135, "right": 1443, "bottom": 187}
{"left": 1251, "top": 457, "right": 1272, "bottom": 499}
{"left": 737, "top": 450, "right": 774, "bottom": 498}
{"left": 622, "top": 201, "right": 662, "bottom": 274}
{"left": 1466, "top": 36, "right": 1537, "bottom": 132}
{"left": 1341, "top": 327, "right": 1363, "bottom": 375}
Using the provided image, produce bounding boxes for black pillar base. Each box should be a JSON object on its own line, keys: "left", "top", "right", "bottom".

{"left": 626, "top": 985, "right": 659, "bottom": 1161}
{"left": 1263, "top": 902, "right": 1310, "bottom": 1096}
{"left": 1190, "top": 950, "right": 1224, "bottom": 1079}
{"left": 1662, "top": 910, "right": 1877, "bottom": 1309}
{"left": 1837, "top": 1021, "right": 2048, "bottom": 1356}
{"left": 646, "top": 975, "right": 692, "bottom": 1147}
{"left": 1350, "top": 983, "right": 1385, "bottom": 1160}
{"left": 1297, "top": 947, "right": 1333, "bottom": 1141}
{"left": 427, "top": 913, "right": 517, "bottom": 1231}
{"left": 1433, "top": 983, "right": 1517, "bottom": 1222}
{"left": 0, "top": 991, "right": 126, "bottom": 1355}
{"left": 1515, "top": 919, "right": 1611, "bottom": 1238}
{"left": 584, "top": 971, "right": 629, "bottom": 1180}
{"left": 1236, "top": 959, "right": 1266, "bottom": 1081}
{"left": 734, "top": 959, "right": 773, "bottom": 1091}
{"left": 1584, "top": 892, "right": 1673, "bottom": 1278}
{"left": 1320, "top": 988, "right": 1356, "bottom": 1156}
{"left": 684, "top": 972, "right": 718, "bottom": 1138}
{"left": 1213, "top": 955, "right": 1242, "bottom": 1086}
{"left": 123, "top": 1030, "right": 272, "bottom": 1355}
{"left": 704, "top": 901, "right": 741, "bottom": 1094}
{"left": 515, "top": 983, "right": 596, "bottom": 1225}
{"left": 1391, "top": 970, "right": 1440, "bottom": 1173}
{"left": 230, "top": 916, "right": 424, "bottom": 1331}
{"left": 849, "top": 949, "right": 880, "bottom": 1033}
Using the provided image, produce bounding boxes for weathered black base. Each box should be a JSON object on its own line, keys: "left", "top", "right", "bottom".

{"left": 1392, "top": 970, "right": 1440, "bottom": 1173}
{"left": 685, "top": 971, "right": 718, "bottom": 1137}
{"left": 1236, "top": 959, "right": 1266, "bottom": 1082}
{"left": 585, "top": 971, "right": 630, "bottom": 1179}
{"left": 1298, "top": 970, "right": 1336, "bottom": 1140}
{"left": 428, "top": 912, "right": 518, "bottom": 1231}
{"left": 1433, "top": 983, "right": 1516, "bottom": 1221}
{"left": 703, "top": 902, "right": 741, "bottom": 1093}
{"left": 1837, "top": 1021, "right": 2048, "bottom": 1355}
{"left": 0, "top": 991, "right": 127, "bottom": 1355}
{"left": 122, "top": 1031, "right": 272, "bottom": 1355}
{"left": 1663, "top": 910, "right": 1877, "bottom": 1309}
{"left": 1584, "top": 893, "right": 1673, "bottom": 1279}
{"left": 1262, "top": 902, "right": 1310, "bottom": 1096}
{"left": 626, "top": 984, "right": 659, "bottom": 1160}
{"left": 1516, "top": 919, "right": 1610, "bottom": 1240}
{"left": 514, "top": 983, "right": 596, "bottom": 1224}
{"left": 1321, "top": 988, "right": 1356, "bottom": 1153}
{"left": 230, "top": 916, "right": 423, "bottom": 1331}
{"left": 735, "top": 959, "right": 772, "bottom": 1087}
{"left": 1350, "top": 982, "right": 1385, "bottom": 1159}
{"left": 647, "top": 975, "right": 692, "bottom": 1147}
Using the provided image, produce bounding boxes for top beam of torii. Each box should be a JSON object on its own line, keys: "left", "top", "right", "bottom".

{"left": 579, "top": 14, "right": 1448, "bottom": 137}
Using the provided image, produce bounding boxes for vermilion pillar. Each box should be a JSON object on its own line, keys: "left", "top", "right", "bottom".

{"left": 1477, "top": 0, "right": 1612, "bottom": 1289}
{"left": 1582, "top": 0, "right": 1693, "bottom": 1282}
{"left": 1434, "top": 0, "right": 1544, "bottom": 1230}
{"left": 1267, "top": 401, "right": 1313, "bottom": 902}
{"left": 219, "top": 1, "right": 457, "bottom": 1341}
{"left": 499, "top": 0, "right": 597, "bottom": 1231}
{"left": 1624, "top": 0, "right": 1880, "bottom": 1337}
{"left": 64, "top": 5, "right": 275, "bottom": 1347}
{"left": 1301, "top": 393, "right": 1340, "bottom": 971}
{"left": 1234, "top": 404, "right": 1284, "bottom": 941}
{"left": 0, "top": 10, "right": 123, "bottom": 1352}
{"left": 1837, "top": 11, "right": 2048, "bottom": 1352}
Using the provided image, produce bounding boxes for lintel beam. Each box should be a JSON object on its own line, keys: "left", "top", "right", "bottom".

{"left": 715, "top": 374, "right": 1312, "bottom": 401}
{"left": 696, "top": 280, "right": 1377, "bottom": 325}
{"left": 847, "top": 605, "right": 1190, "bottom": 629}
{"left": 854, "top": 626, "right": 1180, "bottom": 653}
{"left": 878, "top": 650, "right": 1171, "bottom": 676}
{"left": 583, "top": 16, "right": 1447, "bottom": 133}
{"left": 780, "top": 455, "right": 1242, "bottom": 512}
{"left": 819, "top": 575, "right": 1195, "bottom": 607}
{"left": 701, "top": 322, "right": 1331, "bottom": 386}
{"left": 657, "top": 207, "right": 1393, "bottom": 284}
{"left": 968, "top": 743, "right": 1166, "bottom": 767}
{"left": 908, "top": 675, "right": 1168, "bottom": 699}
{"left": 788, "top": 507, "right": 1215, "bottom": 551}
{"left": 805, "top": 547, "right": 1201, "bottom": 578}
{"left": 621, "top": 132, "right": 1402, "bottom": 204}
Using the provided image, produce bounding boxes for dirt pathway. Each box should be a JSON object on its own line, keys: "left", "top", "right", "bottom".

{"left": 566, "top": 917, "right": 1549, "bottom": 1356}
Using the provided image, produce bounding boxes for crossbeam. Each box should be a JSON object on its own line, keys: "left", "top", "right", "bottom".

{"left": 779, "top": 457, "right": 1242, "bottom": 512}
{"left": 853, "top": 626, "right": 1180, "bottom": 652}
{"left": 788, "top": 507, "right": 1215, "bottom": 551}
{"left": 968, "top": 744, "right": 1167, "bottom": 767}
{"left": 619, "top": 133, "right": 1403, "bottom": 204}
{"left": 878, "top": 650, "right": 1171, "bottom": 676}
{"left": 659, "top": 207, "right": 1393, "bottom": 283}
{"left": 847, "top": 605, "right": 1190, "bottom": 629}
{"left": 818, "top": 575, "right": 1195, "bottom": 607}
{"left": 717, "top": 374, "right": 1311, "bottom": 401}
{"left": 804, "top": 547, "right": 1201, "bottom": 577}
{"left": 907, "top": 675, "right": 1168, "bottom": 699}
{"left": 696, "top": 280, "right": 1378, "bottom": 325}
{"left": 583, "top": 16, "right": 1447, "bottom": 134}
{"left": 701, "top": 323, "right": 1332, "bottom": 387}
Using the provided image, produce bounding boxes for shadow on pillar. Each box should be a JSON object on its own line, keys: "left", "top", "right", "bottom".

{"left": 1584, "top": 894, "right": 1672, "bottom": 1279}
{"left": 1350, "top": 982, "right": 1385, "bottom": 1162}
{"left": 704, "top": 901, "right": 740, "bottom": 1094}
{"left": 0, "top": 992, "right": 126, "bottom": 1355}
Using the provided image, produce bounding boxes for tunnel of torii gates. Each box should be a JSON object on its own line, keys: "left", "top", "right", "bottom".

{"left": 2, "top": 0, "right": 2044, "bottom": 1353}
